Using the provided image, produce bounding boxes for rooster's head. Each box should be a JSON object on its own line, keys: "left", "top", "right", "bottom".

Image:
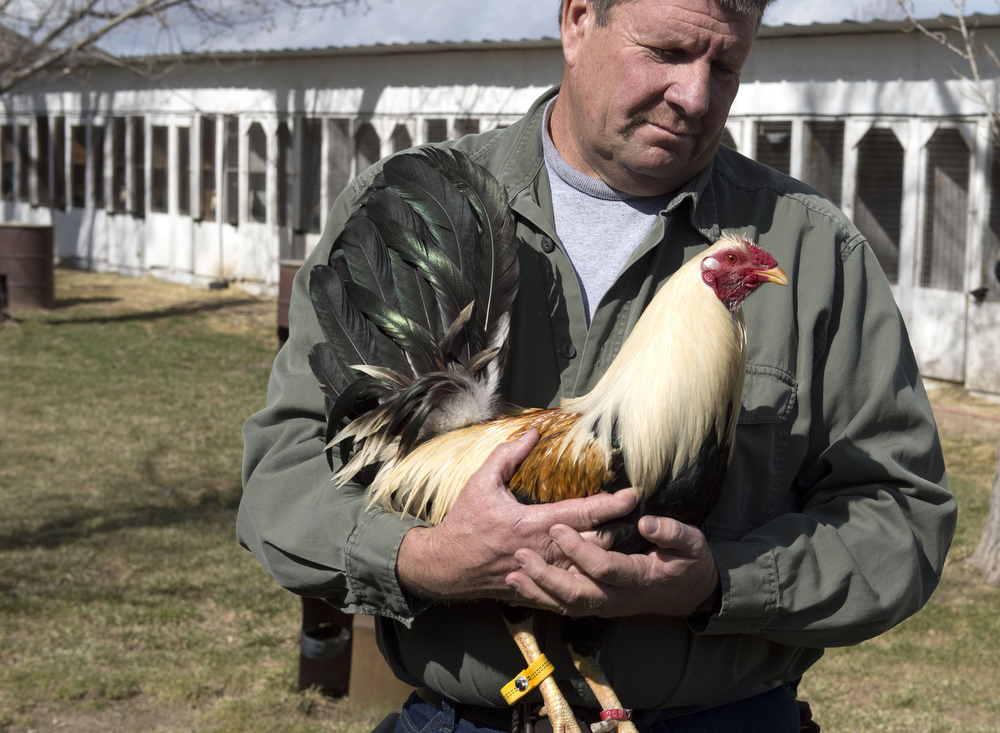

{"left": 700, "top": 236, "right": 788, "bottom": 313}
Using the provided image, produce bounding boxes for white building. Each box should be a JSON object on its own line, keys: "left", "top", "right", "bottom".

{"left": 2, "top": 16, "right": 999, "bottom": 394}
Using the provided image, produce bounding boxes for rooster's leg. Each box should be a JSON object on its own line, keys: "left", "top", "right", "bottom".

{"left": 501, "top": 608, "right": 582, "bottom": 733}
{"left": 566, "top": 648, "right": 639, "bottom": 733}
{"left": 564, "top": 619, "right": 639, "bottom": 733}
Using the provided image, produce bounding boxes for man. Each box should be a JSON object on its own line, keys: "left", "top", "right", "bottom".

{"left": 238, "top": 0, "right": 956, "bottom": 730}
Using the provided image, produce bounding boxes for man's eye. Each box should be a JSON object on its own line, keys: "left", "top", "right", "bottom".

{"left": 652, "top": 48, "right": 683, "bottom": 62}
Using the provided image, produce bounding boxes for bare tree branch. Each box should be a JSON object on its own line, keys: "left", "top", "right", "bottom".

{"left": 899, "top": 0, "right": 1000, "bottom": 144}
{"left": 0, "top": 0, "right": 375, "bottom": 93}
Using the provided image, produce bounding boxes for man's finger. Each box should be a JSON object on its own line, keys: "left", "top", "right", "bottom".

{"left": 638, "top": 515, "right": 704, "bottom": 554}
{"left": 506, "top": 549, "right": 606, "bottom": 615}
{"left": 540, "top": 487, "right": 639, "bottom": 532}
{"left": 487, "top": 429, "right": 540, "bottom": 484}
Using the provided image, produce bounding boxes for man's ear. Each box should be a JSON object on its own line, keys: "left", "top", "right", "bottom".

{"left": 561, "top": 0, "right": 592, "bottom": 67}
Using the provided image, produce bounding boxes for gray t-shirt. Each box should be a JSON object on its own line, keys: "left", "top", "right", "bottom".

{"left": 542, "top": 100, "right": 669, "bottom": 324}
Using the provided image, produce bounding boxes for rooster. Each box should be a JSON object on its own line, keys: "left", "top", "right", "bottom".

{"left": 307, "top": 148, "right": 787, "bottom": 733}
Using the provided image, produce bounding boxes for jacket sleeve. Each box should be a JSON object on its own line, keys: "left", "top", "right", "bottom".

{"left": 237, "top": 177, "right": 429, "bottom": 626}
{"left": 699, "top": 233, "right": 957, "bottom": 647}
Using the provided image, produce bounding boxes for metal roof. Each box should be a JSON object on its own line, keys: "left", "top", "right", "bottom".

{"left": 107, "top": 13, "right": 1000, "bottom": 65}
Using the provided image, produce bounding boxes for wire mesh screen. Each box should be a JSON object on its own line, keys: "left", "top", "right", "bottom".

{"left": 426, "top": 119, "right": 448, "bottom": 143}
{"left": 224, "top": 116, "right": 238, "bottom": 225}
{"left": 248, "top": 123, "right": 267, "bottom": 224}
{"left": 755, "top": 121, "right": 791, "bottom": 175}
{"left": 802, "top": 121, "right": 844, "bottom": 206}
{"left": 392, "top": 124, "right": 412, "bottom": 153}
{"left": 454, "top": 119, "right": 480, "bottom": 138}
{"left": 300, "top": 119, "right": 322, "bottom": 233}
{"left": 277, "top": 123, "right": 293, "bottom": 230}
{"left": 921, "top": 128, "right": 969, "bottom": 291}
{"left": 355, "top": 123, "right": 381, "bottom": 176}
{"left": 854, "top": 128, "right": 904, "bottom": 284}
{"left": 981, "top": 138, "right": 1000, "bottom": 303}
{"left": 720, "top": 127, "right": 737, "bottom": 151}
{"left": 328, "top": 119, "right": 351, "bottom": 216}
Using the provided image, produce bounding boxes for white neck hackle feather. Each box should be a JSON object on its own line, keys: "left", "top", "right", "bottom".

{"left": 356, "top": 235, "right": 750, "bottom": 525}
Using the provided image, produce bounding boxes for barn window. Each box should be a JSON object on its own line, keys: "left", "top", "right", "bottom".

{"left": 112, "top": 118, "right": 127, "bottom": 213}
{"left": 17, "top": 125, "right": 29, "bottom": 202}
{"left": 224, "top": 116, "right": 239, "bottom": 226}
{"left": 392, "top": 124, "right": 412, "bottom": 153}
{"left": 92, "top": 125, "right": 105, "bottom": 209}
{"left": 921, "top": 128, "right": 969, "bottom": 291}
{"left": 355, "top": 122, "right": 380, "bottom": 176}
{"left": 300, "top": 118, "right": 322, "bottom": 233}
{"left": 855, "top": 128, "right": 904, "bottom": 284}
{"left": 277, "top": 122, "right": 294, "bottom": 228}
{"left": 36, "top": 116, "right": 50, "bottom": 206}
{"left": 200, "top": 116, "right": 216, "bottom": 221}
{"left": 70, "top": 125, "right": 86, "bottom": 208}
{"left": 53, "top": 116, "right": 66, "bottom": 209}
{"left": 177, "top": 127, "right": 190, "bottom": 216}
{"left": 755, "top": 121, "right": 791, "bottom": 175}
{"left": 248, "top": 122, "right": 267, "bottom": 223}
{"left": 150, "top": 126, "right": 169, "bottom": 213}
{"left": 454, "top": 118, "right": 479, "bottom": 138}
{"left": 1, "top": 125, "right": 12, "bottom": 200}
{"left": 132, "top": 117, "right": 145, "bottom": 217}
{"left": 802, "top": 121, "right": 844, "bottom": 206}
{"left": 329, "top": 118, "right": 351, "bottom": 208}
{"left": 426, "top": 119, "right": 448, "bottom": 143}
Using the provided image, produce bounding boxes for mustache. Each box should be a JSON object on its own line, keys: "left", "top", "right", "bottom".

{"left": 621, "top": 111, "right": 702, "bottom": 139}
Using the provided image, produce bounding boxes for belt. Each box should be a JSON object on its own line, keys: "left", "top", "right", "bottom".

{"left": 415, "top": 682, "right": 784, "bottom": 733}
{"left": 415, "top": 687, "right": 604, "bottom": 733}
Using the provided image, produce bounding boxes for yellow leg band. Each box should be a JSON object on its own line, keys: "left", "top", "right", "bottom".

{"left": 501, "top": 654, "right": 555, "bottom": 705}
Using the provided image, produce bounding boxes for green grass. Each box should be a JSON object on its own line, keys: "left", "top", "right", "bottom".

{"left": 0, "top": 269, "right": 387, "bottom": 732}
{"left": 1, "top": 268, "right": 999, "bottom": 732}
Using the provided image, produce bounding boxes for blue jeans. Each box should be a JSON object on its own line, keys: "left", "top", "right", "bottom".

{"left": 394, "top": 685, "right": 801, "bottom": 733}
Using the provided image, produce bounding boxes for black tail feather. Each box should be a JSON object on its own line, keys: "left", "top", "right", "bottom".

{"left": 308, "top": 147, "right": 519, "bottom": 475}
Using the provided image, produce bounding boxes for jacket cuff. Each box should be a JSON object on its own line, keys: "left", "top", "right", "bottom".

{"left": 689, "top": 540, "right": 779, "bottom": 635}
{"left": 345, "top": 508, "right": 429, "bottom": 626}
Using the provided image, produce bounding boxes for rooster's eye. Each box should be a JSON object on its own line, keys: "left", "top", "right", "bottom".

{"left": 725, "top": 254, "right": 738, "bottom": 264}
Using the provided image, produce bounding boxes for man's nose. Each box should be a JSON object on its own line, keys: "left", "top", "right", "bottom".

{"left": 663, "top": 61, "right": 712, "bottom": 119}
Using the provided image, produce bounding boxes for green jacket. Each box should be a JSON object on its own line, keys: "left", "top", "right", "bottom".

{"left": 238, "top": 87, "right": 956, "bottom": 709}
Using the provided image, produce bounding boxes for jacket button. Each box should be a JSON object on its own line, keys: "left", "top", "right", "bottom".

{"left": 541, "top": 237, "right": 555, "bottom": 253}
{"left": 559, "top": 343, "right": 577, "bottom": 359}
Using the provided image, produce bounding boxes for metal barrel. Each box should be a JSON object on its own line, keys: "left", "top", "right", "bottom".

{"left": 0, "top": 223, "right": 55, "bottom": 309}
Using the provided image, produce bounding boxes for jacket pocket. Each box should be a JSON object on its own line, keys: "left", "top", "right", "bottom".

{"left": 702, "top": 365, "right": 797, "bottom": 540}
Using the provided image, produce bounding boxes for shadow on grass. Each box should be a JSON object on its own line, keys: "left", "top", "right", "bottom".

{"left": 54, "top": 296, "right": 122, "bottom": 309}
{"left": 0, "top": 484, "right": 243, "bottom": 553}
{"left": 41, "top": 298, "right": 265, "bottom": 327}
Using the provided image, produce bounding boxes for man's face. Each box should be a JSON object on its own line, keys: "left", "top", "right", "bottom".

{"left": 553, "top": 0, "right": 757, "bottom": 196}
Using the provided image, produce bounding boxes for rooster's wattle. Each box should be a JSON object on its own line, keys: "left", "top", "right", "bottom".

{"left": 307, "top": 148, "right": 787, "bottom": 733}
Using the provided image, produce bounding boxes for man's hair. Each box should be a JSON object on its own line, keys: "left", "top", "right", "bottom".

{"left": 561, "top": 0, "right": 777, "bottom": 27}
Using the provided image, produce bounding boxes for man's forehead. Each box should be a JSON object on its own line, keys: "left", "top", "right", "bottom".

{"left": 617, "top": 0, "right": 757, "bottom": 54}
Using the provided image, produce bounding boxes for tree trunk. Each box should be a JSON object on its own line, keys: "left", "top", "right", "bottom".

{"left": 970, "top": 439, "right": 1000, "bottom": 585}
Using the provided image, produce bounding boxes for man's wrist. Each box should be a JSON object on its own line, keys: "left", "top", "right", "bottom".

{"left": 396, "top": 526, "right": 438, "bottom": 600}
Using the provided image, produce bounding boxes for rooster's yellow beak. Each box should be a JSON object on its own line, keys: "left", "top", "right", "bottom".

{"left": 758, "top": 267, "right": 789, "bottom": 286}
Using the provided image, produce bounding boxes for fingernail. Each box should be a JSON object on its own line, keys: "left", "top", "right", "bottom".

{"left": 551, "top": 528, "right": 565, "bottom": 542}
{"left": 639, "top": 516, "right": 656, "bottom": 534}
{"left": 507, "top": 577, "right": 521, "bottom": 591}
{"left": 515, "top": 551, "right": 528, "bottom": 567}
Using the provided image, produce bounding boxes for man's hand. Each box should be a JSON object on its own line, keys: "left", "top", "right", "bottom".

{"left": 396, "top": 430, "right": 640, "bottom": 602}
{"left": 503, "top": 515, "right": 720, "bottom": 618}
